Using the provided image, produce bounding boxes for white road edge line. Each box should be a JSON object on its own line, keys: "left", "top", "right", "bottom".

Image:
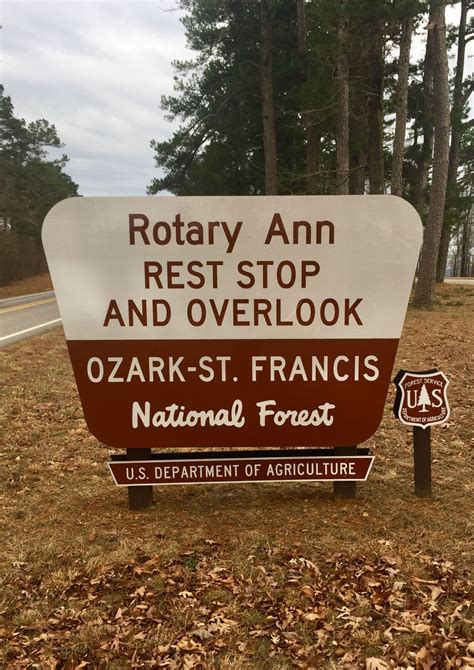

{"left": 0, "top": 318, "right": 62, "bottom": 342}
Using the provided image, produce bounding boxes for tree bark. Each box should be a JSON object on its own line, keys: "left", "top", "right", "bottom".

{"left": 260, "top": 0, "right": 278, "bottom": 194}
{"left": 306, "top": 127, "right": 321, "bottom": 193}
{"left": 436, "top": 0, "right": 468, "bottom": 281}
{"left": 436, "top": 228, "right": 451, "bottom": 279}
{"left": 351, "top": 147, "right": 367, "bottom": 194}
{"left": 297, "top": 0, "right": 320, "bottom": 194}
{"left": 414, "top": 2, "right": 450, "bottom": 309}
{"left": 391, "top": 16, "right": 412, "bottom": 197}
{"left": 349, "top": 27, "right": 369, "bottom": 195}
{"left": 296, "top": 0, "right": 306, "bottom": 56}
{"left": 460, "top": 214, "right": 472, "bottom": 277}
{"left": 336, "top": 7, "right": 350, "bottom": 195}
{"left": 453, "top": 225, "right": 463, "bottom": 276}
{"left": 367, "top": 18, "right": 385, "bottom": 194}
{"left": 413, "top": 28, "right": 434, "bottom": 218}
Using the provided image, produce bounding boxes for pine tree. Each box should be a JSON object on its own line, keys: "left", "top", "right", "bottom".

{"left": 367, "top": 15, "right": 385, "bottom": 194}
{"left": 336, "top": 0, "right": 349, "bottom": 194}
{"left": 148, "top": 0, "right": 470, "bottom": 256}
{"left": 417, "top": 383, "right": 431, "bottom": 412}
{"left": 414, "top": 1, "right": 451, "bottom": 309}
{"left": 148, "top": 0, "right": 305, "bottom": 196}
{"left": 260, "top": 0, "right": 278, "bottom": 194}
{"left": 436, "top": 0, "right": 472, "bottom": 281}
{"left": 0, "top": 86, "right": 78, "bottom": 284}
{"left": 0, "top": 86, "right": 78, "bottom": 238}
{"left": 391, "top": 15, "right": 413, "bottom": 197}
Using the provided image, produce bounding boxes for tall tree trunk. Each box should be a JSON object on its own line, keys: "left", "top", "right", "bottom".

{"left": 260, "top": 0, "right": 278, "bottom": 194}
{"left": 350, "top": 107, "right": 368, "bottom": 194}
{"left": 297, "top": 0, "right": 319, "bottom": 194}
{"left": 460, "top": 215, "right": 471, "bottom": 277}
{"left": 351, "top": 147, "right": 367, "bottom": 194}
{"left": 436, "top": 227, "right": 451, "bottom": 280}
{"left": 414, "top": 2, "right": 450, "bottom": 309}
{"left": 413, "top": 28, "right": 434, "bottom": 217}
{"left": 349, "top": 27, "right": 369, "bottom": 195}
{"left": 306, "top": 128, "right": 321, "bottom": 193}
{"left": 391, "top": 16, "right": 412, "bottom": 197}
{"left": 460, "top": 191, "right": 472, "bottom": 277}
{"left": 367, "top": 18, "right": 385, "bottom": 194}
{"left": 296, "top": 0, "right": 306, "bottom": 54}
{"left": 453, "top": 226, "right": 463, "bottom": 276}
{"left": 436, "top": 0, "right": 468, "bottom": 281}
{"left": 336, "top": 6, "right": 350, "bottom": 195}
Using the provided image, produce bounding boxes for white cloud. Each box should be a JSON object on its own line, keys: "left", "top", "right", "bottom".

{"left": 2, "top": 0, "right": 193, "bottom": 196}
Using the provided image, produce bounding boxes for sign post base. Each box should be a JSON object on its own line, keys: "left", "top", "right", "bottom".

{"left": 333, "top": 446, "right": 358, "bottom": 499}
{"left": 413, "top": 427, "right": 432, "bottom": 498}
{"left": 127, "top": 448, "right": 153, "bottom": 510}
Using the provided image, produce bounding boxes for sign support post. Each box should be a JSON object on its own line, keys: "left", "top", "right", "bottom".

{"left": 333, "top": 446, "right": 357, "bottom": 499}
{"left": 127, "top": 448, "right": 153, "bottom": 509}
{"left": 413, "top": 427, "right": 432, "bottom": 498}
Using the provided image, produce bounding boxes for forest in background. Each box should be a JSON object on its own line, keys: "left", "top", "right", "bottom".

{"left": 149, "top": 0, "right": 473, "bottom": 308}
{"left": 0, "top": 86, "right": 78, "bottom": 285}
{"left": 0, "top": 1, "right": 471, "bottom": 302}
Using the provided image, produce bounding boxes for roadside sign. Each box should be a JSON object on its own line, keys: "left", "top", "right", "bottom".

{"left": 109, "top": 453, "right": 374, "bottom": 486}
{"left": 42, "top": 195, "right": 422, "bottom": 450}
{"left": 393, "top": 369, "right": 450, "bottom": 429}
{"left": 393, "top": 368, "right": 450, "bottom": 498}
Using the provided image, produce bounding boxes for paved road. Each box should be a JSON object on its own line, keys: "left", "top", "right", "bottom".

{"left": 444, "top": 278, "right": 474, "bottom": 285}
{"left": 0, "top": 291, "right": 62, "bottom": 348}
{"left": 0, "top": 277, "right": 471, "bottom": 350}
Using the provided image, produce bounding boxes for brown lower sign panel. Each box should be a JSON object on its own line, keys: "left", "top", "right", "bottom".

{"left": 68, "top": 338, "right": 398, "bottom": 449}
{"left": 108, "top": 455, "right": 374, "bottom": 486}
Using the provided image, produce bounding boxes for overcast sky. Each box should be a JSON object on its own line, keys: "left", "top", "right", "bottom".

{"left": 2, "top": 1, "right": 471, "bottom": 197}
{"left": 2, "top": 0, "right": 191, "bottom": 196}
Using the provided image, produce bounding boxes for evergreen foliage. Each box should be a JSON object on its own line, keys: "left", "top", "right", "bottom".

{"left": 149, "top": 0, "right": 472, "bottom": 295}
{"left": 0, "top": 86, "right": 78, "bottom": 283}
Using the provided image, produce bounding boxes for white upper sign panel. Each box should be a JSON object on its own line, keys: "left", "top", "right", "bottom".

{"left": 42, "top": 196, "right": 422, "bottom": 341}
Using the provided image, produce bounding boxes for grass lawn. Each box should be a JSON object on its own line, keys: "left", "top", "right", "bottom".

{"left": 0, "top": 284, "right": 472, "bottom": 669}
{"left": 0, "top": 273, "right": 53, "bottom": 300}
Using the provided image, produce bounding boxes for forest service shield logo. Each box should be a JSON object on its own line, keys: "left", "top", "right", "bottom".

{"left": 393, "top": 370, "right": 450, "bottom": 429}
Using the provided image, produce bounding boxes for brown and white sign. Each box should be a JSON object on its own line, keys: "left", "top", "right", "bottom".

{"left": 108, "top": 454, "right": 374, "bottom": 486}
{"left": 393, "top": 369, "right": 450, "bottom": 429}
{"left": 42, "top": 196, "right": 422, "bottom": 449}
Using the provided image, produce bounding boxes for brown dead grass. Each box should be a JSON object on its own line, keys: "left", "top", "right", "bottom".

{"left": 0, "top": 283, "right": 472, "bottom": 668}
{"left": 0, "top": 272, "right": 53, "bottom": 299}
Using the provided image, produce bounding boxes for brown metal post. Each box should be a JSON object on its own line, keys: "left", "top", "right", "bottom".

{"left": 333, "top": 446, "right": 357, "bottom": 499}
{"left": 413, "top": 427, "right": 432, "bottom": 497}
{"left": 127, "top": 448, "right": 154, "bottom": 510}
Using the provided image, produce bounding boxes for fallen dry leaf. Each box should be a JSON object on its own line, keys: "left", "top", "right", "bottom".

{"left": 366, "top": 658, "right": 389, "bottom": 670}
{"left": 416, "top": 645, "right": 437, "bottom": 670}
